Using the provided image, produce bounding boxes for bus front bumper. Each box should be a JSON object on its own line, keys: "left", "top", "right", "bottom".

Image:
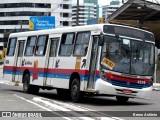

{"left": 95, "top": 79, "right": 152, "bottom": 99}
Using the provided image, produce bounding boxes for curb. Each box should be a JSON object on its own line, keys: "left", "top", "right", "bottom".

{"left": 153, "top": 83, "right": 160, "bottom": 91}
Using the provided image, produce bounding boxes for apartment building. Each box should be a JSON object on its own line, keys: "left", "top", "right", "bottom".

{"left": 72, "top": 3, "right": 97, "bottom": 26}
{"left": 0, "top": 0, "right": 72, "bottom": 50}
{"left": 102, "top": 0, "right": 121, "bottom": 19}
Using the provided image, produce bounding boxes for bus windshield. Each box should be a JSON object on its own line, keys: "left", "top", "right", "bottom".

{"left": 100, "top": 35, "right": 155, "bottom": 76}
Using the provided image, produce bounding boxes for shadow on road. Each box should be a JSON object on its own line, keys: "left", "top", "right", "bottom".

{"left": 7, "top": 88, "right": 153, "bottom": 106}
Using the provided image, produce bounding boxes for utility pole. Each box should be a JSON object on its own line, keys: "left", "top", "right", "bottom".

{"left": 19, "top": 20, "right": 22, "bottom": 32}
{"left": 88, "top": 2, "right": 91, "bottom": 19}
{"left": 76, "top": 0, "right": 79, "bottom": 26}
{"left": 20, "top": 20, "right": 22, "bottom": 32}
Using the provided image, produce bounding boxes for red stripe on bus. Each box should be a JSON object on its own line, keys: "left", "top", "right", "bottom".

{"left": 3, "top": 65, "right": 100, "bottom": 76}
{"left": 106, "top": 72, "right": 150, "bottom": 84}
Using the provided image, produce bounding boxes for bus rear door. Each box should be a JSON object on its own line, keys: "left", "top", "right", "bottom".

{"left": 14, "top": 40, "right": 25, "bottom": 82}
{"left": 45, "top": 38, "right": 59, "bottom": 86}
{"left": 31, "top": 35, "right": 49, "bottom": 86}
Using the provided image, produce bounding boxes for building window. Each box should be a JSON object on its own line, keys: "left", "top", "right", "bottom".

{"left": 24, "top": 36, "right": 37, "bottom": 56}
{"left": 0, "top": 3, "right": 50, "bottom": 8}
{"left": 50, "top": 38, "right": 59, "bottom": 57}
{"left": 18, "top": 41, "right": 25, "bottom": 57}
{"left": 63, "top": 4, "right": 69, "bottom": 9}
{"left": 0, "top": 12, "right": 49, "bottom": 17}
{"left": 7, "top": 38, "right": 17, "bottom": 56}
{"left": 59, "top": 33, "right": 75, "bottom": 56}
{"left": 73, "top": 32, "right": 90, "bottom": 56}
{"left": 63, "top": 13, "right": 69, "bottom": 17}
{"left": 63, "top": 21, "right": 69, "bottom": 26}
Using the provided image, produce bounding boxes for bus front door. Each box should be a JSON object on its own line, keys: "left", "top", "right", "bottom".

{"left": 45, "top": 38, "right": 59, "bottom": 86}
{"left": 14, "top": 40, "right": 25, "bottom": 82}
{"left": 88, "top": 36, "right": 99, "bottom": 89}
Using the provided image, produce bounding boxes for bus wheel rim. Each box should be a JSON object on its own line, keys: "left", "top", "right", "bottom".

{"left": 72, "top": 84, "right": 78, "bottom": 96}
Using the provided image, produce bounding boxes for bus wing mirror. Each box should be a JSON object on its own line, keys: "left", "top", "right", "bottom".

{"left": 98, "top": 35, "right": 104, "bottom": 46}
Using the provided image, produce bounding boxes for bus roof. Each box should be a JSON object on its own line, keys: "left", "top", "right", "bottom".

{"left": 9, "top": 23, "right": 153, "bottom": 38}
{"left": 9, "top": 24, "right": 103, "bottom": 38}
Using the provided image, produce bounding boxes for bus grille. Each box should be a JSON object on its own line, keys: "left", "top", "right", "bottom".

{"left": 110, "top": 80, "right": 148, "bottom": 89}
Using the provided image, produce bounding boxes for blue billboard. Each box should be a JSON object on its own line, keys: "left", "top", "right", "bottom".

{"left": 87, "top": 18, "right": 105, "bottom": 25}
{"left": 29, "top": 16, "right": 55, "bottom": 30}
{"left": 87, "top": 18, "right": 98, "bottom": 25}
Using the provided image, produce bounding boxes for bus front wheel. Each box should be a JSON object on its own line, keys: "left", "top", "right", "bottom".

{"left": 116, "top": 96, "right": 129, "bottom": 103}
{"left": 23, "top": 73, "right": 39, "bottom": 94}
{"left": 71, "top": 78, "right": 83, "bottom": 102}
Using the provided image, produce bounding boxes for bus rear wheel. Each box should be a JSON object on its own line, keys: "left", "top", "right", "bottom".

{"left": 23, "top": 73, "right": 39, "bottom": 94}
{"left": 116, "top": 96, "right": 129, "bottom": 103}
{"left": 71, "top": 78, "right": 83, "bottom": 102}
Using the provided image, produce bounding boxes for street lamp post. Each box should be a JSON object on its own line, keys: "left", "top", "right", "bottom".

{"left": 76, "top": 0, "right": 79, "bottom": 26}
{"left": 20, "top": 20, "right": 22, "bottom": 32}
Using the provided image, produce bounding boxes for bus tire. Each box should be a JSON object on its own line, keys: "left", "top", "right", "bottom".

{"left": 71, "top": 78, "right": 83, "bottom": 102}
{"left": 23, "top": 73, "right": 39, "bottom": 94}
{"left": 116, "top": 96, "right": 129, "bottom": 103}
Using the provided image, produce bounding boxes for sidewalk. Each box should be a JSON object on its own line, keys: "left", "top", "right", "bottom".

{"left": 153, "top": 83, "right": 160, "bottom": 91}
{"left": 0, "top": 65, "right": 22, "bottom": 86}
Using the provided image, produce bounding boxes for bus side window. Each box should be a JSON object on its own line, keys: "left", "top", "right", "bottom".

{"left": 24, "top": 36, "right": 37, "bottom": 56}
{"left": 59, "top": 33, "right": 75, "bottom": 56}
{"left": 6, "top": 38, "right": 17, "bottom": 56}
{"left": 35, "top": 35, "right": 48, "bottom": 56}
{"left": 50, "top": 39, "right": 59, "bottom": 57}
{"left": 73, "top": 32, "right": 90, "bottom": 56}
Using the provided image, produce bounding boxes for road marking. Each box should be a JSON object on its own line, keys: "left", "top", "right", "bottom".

{"left": 33, "top": 97, "right": 96, "bottom": 120}
{"left": 0, "top": 81, "right": 5, "bottom": 84}
{"left": 0, "top": 81, "right": 13, "bottom": 85}
{"left": 33, "top": 97, "right": 90, "bottom": 111}
{"left": 13, "top": 94, "right": 81, "bottom": 120}
{"left": 2, "top": 83, "right": 123, "bottom": 120}
{"left": 13, "top": 94, "right": 52, "bottom": 111}
{"left": 111, "top": 117, "right": 124, "bottom": 120}
{"left": 33, "top": 97, "right": 71, "bottom": 111}
{"left": 33, "top": 97, "right": 120, "bottom": 120}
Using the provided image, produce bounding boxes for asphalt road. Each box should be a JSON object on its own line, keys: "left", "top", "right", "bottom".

{"left": 0, "top": 66, "right": 160, "bottom": 120}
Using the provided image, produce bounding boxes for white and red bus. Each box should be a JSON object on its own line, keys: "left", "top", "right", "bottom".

{"left": 3, "top": 24, "right": 155, "bottom": 102}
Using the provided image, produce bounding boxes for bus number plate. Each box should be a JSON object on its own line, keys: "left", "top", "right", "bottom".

{"left": 123, "top": 89, "right": 132, "bottom": 94}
